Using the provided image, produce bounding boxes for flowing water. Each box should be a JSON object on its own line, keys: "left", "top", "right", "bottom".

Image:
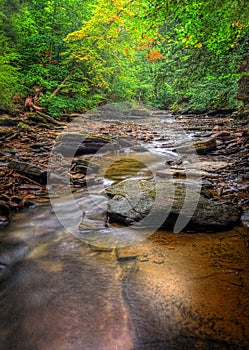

{"left": 1, "top": 155, "right": 249, "bottom": 350}
{"left": 1, "top": 115, "right": 249, "bottom": 349}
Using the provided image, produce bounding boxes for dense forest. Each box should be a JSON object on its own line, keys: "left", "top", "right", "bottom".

{"left": 1, "top": 2, "right": 249, "bottom": 348}
{"left": 1, "top": 0, "right": 249, "bottom": 116}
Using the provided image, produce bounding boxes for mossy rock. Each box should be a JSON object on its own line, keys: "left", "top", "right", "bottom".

{"left": 17, "top": 122, "right": 33, "bottom": 131}
{"left": 105, "top": 179, "right": 241, "bottom": 232}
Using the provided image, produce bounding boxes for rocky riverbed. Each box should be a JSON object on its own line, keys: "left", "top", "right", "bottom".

{"left": 0, "top": 104, "right": 248, "bottom": 231}
{"left": 1, "top": 104, "right": 249, "bottom": 349}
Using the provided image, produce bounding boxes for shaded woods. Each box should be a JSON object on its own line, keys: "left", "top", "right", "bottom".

{"left": 0, "top": 0, "right": 249, "bottom": 115}
{"left": 0, "top": 2, "right": 249, "bottom": 349}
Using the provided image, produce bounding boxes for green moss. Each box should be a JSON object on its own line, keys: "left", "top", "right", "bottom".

{"left": 17, "top": 122, "right": 32, "bottom": 131}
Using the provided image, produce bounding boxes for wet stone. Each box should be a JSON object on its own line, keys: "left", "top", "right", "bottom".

{"left": 55, "top": 134, "right": 118, "bottom": 156}
{"left": 106, "top": 179, "right": 241, "bottom": 232}
{"left": 153, "top": 259, "right": 165, "bottom": 264}
{"left": 194, "top": 137, "right": 217, "bottom": 154}
{"left": 0, "top": 195, "right": 11, "bottom": 202}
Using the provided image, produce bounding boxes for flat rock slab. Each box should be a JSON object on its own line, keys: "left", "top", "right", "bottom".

{"left": 8, "top": 159, "right": 47, "bottom": 184}
{"left": 156, "top": 168, "right": 209, "bottom": 178}
{"left": 194, "top": 137, "right": 217, "bottom": 154}
{"left": 105, "top": 179, "right": 241, "bottom": 232}
{"left": 0, "top": 115, "right": 18, "bottom": 127}
{"left": 54, "top": 133, "right": 118, "bottom": 156}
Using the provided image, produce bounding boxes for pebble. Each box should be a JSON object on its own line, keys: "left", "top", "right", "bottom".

{"left": 153, "top": 259, "right": 165, "bottom": 265}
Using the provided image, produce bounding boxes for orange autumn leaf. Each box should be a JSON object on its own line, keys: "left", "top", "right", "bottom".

{"left": 145, "top": 49, "right": 164, "bottom": 61}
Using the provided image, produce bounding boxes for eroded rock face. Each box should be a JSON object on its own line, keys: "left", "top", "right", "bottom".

{"left": 106, "top": 179, "right": 241, "bottom": 232}
{"left": 194, "top": 137, "right": 217, "bottom": 154}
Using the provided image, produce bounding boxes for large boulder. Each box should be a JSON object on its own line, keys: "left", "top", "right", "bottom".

{"left": 105, "top": 179, "right": 241, "bottom": 232}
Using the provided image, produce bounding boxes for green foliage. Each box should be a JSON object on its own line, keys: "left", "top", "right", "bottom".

{"left": 141, "top": 0, "right": 249, "bottom": 52}
{"left": 151, "top": 35, "right": 245, "bottom": 111}
{"left": 138, "top": 0, "right": 249, "bottom": 111}
{"left": 185, "top": 76, "right": 239, "bottom": 111}
{"left": 0, "top": 0, "right": 23, "bottom": 108}
{"left": 8, "top": 0, "right": 95, "bottom": 111}
{"left": 0, "top": 52, "right": 22, "bottom": 108}
{"left": 0, "top": 0, "right": 248, "bottom": 113}
{"left": 40, "top": 91, "right": 105, "bottom": 116}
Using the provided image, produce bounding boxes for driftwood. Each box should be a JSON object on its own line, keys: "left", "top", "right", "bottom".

{"left": 25, "top": 97, "right": 44, "bottom": 112}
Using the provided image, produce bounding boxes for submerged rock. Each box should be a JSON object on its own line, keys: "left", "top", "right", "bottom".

{"left": 71, "top": 159, "right": 100, "bottom": 175}
{"left": 105, "top": 179, "right": 241, "bottom": 232}
{"left": 0, "top": 216, "right": 9, "bottom": 229}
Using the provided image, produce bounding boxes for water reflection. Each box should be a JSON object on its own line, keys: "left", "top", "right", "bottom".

{"left": 0, "top": 204, "right": 249, "bottom": 349}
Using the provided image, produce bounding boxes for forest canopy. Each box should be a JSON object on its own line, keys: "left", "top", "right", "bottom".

{"left": 0, "top": 0, "right": 248, "bottom": 115}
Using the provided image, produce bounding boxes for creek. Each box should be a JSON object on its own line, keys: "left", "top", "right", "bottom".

{"left": 0, "top": 107, "right": 249, "bottom": 349}
{"left": 1, "top": 152, "right": 249, "bottom": 350}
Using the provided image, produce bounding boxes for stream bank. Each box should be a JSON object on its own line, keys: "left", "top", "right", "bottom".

{"left": 0, "top": 104, "right": 248, "bottom": 230}
{"left": 0, "top": 104, "right": 249, "bottom": 349}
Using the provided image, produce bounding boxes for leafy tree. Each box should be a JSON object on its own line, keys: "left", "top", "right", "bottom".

{"left": 137, "top": 0, "right": 249, "bottom": 111}
{"left": 0, "top": 0, "right": 23, "bottom": 109}
{"left": 0, "top": 0, "right": 248, "bottom": 113}
{"left": 8, "top": 0, "right": 94, "bottom": 114}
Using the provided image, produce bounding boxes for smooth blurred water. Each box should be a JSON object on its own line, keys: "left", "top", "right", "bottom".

{"left": 0, "top": 196, "right": 249, "bottom": 349}
{"left": 0, "top": 147, "right": 249, "bottom": 350}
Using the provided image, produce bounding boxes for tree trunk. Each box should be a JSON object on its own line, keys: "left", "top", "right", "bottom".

{"left": 52, "top": 63, "right": 79, "bottom": 96}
